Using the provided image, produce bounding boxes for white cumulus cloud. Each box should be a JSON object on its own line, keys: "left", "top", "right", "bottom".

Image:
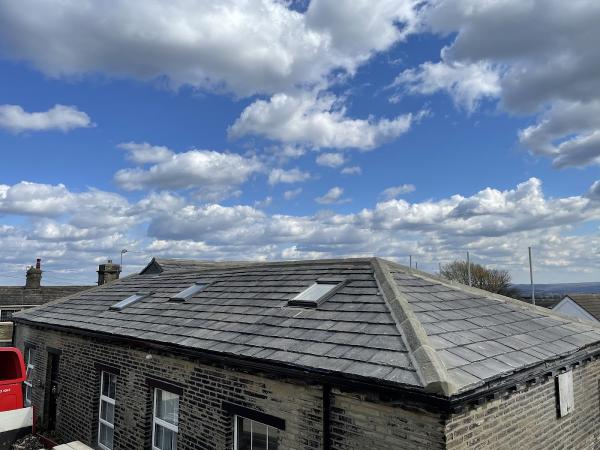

{"left": 0, "top": 104, "right": 92, "bottom": 133}
{"left": 118, "top": 142, "right": 174, "bottom": 164}
{"left": 315, "top": 186, "right": 350, "bottom": 205}
{"left": 380, "top": 184, "right": 416, "bottom": 200}
{"left": 316, "top": 152, "right": 346, "bottom": 168}
{"left": 229, "top": 92, "right": 414, "bottom": 150}
{"left": 114, "top": 149, "right": 262, "bottom": 196}
{"left": 0, "top": 0, "right": 420, "bottom": 97}
{"left": 268, "top": 168, "right": 311, "bottom": 186}
{"left": 283, "top": 188, "right": 303, "bottom": 200}
{"left": 394, "top": 61, "right": 501, "bottom": 111}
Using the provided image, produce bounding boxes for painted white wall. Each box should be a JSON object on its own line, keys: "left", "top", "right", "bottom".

{"left": 0, "top": 406, "right": 32, "bottom": 432}
{"left": 553, "top": 297, "right": 598, "bottom": 322}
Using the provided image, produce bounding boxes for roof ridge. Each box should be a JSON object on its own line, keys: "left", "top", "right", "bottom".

{"left": 142, "top": 256, "right": 376, "bottom": 275}
{"left": 372, "top": 257, "right": 456, "bottom": 396}
{"left": 388, "top": 261, "right": 600, "bottom": 330}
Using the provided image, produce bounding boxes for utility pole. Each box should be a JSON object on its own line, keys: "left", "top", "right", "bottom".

{"left": 529, "top": 246, "right": 535, "bottom": 306}
{"left": 467, "top": 251, "right": 472, "bottom": 287}
{"left": 120, "top": 249, "right": 128, "bottom": 272}
{"left": 415, "top": 261, "right": 418, "bottom": 270}
{"left": 438, "top": 262, "right": 442, "bottom": 275}
{"left": 409, "top": 255, "right": 412, "bottom": 270}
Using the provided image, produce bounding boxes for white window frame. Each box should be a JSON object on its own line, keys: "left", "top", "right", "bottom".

{"left": 233, "top": 415, "right": 279, "bottom": 450}
{"left": 152, "top": 388, "right": 179, "bottom": 450}
{"left": 98, "top": 371, "right": 117, "bottom": 450}
{"left": 23, "top": 347, "right": 34, "bottom": 407}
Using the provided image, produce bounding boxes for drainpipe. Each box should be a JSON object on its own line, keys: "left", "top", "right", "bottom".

{"left": 323, "top": 384, "right": 331, "bottom": 450}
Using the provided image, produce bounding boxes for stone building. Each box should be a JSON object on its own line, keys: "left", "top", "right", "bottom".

{"left": 0, "top": 259, "right": 119, "bottom": 346}
{"left": 0, "top": 259, "right": 90, "bottom": 347}
{"left": 12, "top": 257, "right": 600, "bottom": 449}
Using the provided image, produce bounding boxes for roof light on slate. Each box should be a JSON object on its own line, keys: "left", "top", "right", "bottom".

{"left": 169, "top": 283, "right": 206, "bottom": 302}
{"left": 110, "top": 292, "right": 152, "bottom": 311}
{"left": 287, "top": 278, "right": 345, "bottom": 307}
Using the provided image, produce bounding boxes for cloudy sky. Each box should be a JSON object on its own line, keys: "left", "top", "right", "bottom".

{"left": 1, "top": 0, "right": 599, "bottom": 285}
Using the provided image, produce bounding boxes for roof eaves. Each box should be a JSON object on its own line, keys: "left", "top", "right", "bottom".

{"left": 372, "top": 257, "right": 456, "bottom": 396}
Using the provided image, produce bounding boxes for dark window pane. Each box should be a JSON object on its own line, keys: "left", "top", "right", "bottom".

{"left": 155, "top": 424, "right": 177, "bottom": 450}
{"left": 156, "top": 389, "right": 179, "bottom": 425}
{"left": 101, "top": 400, "right": 115, "bottom": 423}
{"left": 252, "top": 421, "right": 267, "bottom": 450}
{"left": 236, "top": 417, "right": 252, "bottom": 450}
{"left": 267, "top": 427, "right": 280, "bottom": 450}
{"left": 99, "top": 423, "right": 114, "bottom": 449}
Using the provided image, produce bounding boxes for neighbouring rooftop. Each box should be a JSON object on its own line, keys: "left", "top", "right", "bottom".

{"left": 13, "top": 257, "right": 600, "bottom": 397}
{"left": 557, "top": 294, "right": 600, "bottom": 321}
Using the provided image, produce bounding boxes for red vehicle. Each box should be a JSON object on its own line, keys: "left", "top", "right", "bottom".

{"left": 0, "top": 347, "right": 26, "bottom": 412}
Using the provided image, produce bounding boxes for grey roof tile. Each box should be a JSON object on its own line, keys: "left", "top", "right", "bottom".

{"left": 14, "top": 257, "right": 600, "bottom": 398}
{"left": 446, "top": 346, "right": 486, "bottom": 363}
{"left": 438, "top": 349, "right": 470, "bottom": 369}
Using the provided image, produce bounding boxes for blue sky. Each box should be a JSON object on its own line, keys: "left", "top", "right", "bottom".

{"left": 0, "top": 0, "right": 599, "bottom": 285}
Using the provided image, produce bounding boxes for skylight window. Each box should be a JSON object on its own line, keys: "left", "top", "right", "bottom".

{"left": 109, "top": 292, "right": 152, "bottom": 311}
{"left": 169, "top": 283, "right": 206, "bottom": 302}
{"left": 287, "top": 279, "right": 345, "bottom": 307}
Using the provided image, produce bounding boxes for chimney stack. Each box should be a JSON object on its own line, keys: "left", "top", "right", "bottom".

{"left": 25, "top": 258, "right": 42, "bottom": 289}
{"left": 97, "top": 259, "right": 121, "bottom": 285}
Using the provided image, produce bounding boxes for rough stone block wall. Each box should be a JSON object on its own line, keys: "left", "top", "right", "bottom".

{"left": 330, "top": 390, "right": 446, "bottom": 449}
{"left": 446, "top": 359, "right": 600, "bottom": 449}
{"left": 14, "top": 324, "right": 445, "bottom": 450}
{"left": 15, "top": 325, "right": 324, "bottom": 450}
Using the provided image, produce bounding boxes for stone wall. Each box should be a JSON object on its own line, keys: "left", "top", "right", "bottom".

{"left": 446, "top": 359, "right": 600, "bottom": 449}
{"left": 330, "top": 390, "right": 446, "bottom": 449}
{"left": 18, "top": 322, "right": 598, "bottom": 450}
{"left": 14, "top": 324, "right": 445, "bottom": 450}
{"left": 0, "top": 322, "right": 12, "bottom": 346}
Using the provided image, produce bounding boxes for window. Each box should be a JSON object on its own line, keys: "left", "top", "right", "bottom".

{"left": 152, "top": 388, "right": 179, "bottom": 450}
{"left": 0, "top": 308, "right": 20, "bottom": 321}
{"left": 235, "top": 416, "right": 280, "bottom": 450}
{"left": 287, "top": 278, "right": 345, "bottom": 307}
{"left": 169, "top": 283, "right": 206, "bottom": 302}
{"left": 23, "top": 347, "right": 34, "bottom": 407}
{"left": 557, "top": 371, "right": 575, "bottom": 417}
{"left": 98, "top": 371, "right": 117, "bottom": 450}
{"left": 109, "top": 291, "right": 152, "bottom": 311}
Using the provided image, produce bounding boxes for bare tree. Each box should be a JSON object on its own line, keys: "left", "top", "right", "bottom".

{"left": 440, "top": 260, "right": 518, "bottom": 297}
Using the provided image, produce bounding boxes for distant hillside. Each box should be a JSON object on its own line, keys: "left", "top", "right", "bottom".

{"left": 512, "top": 282, "right": 600, "bottom": 298}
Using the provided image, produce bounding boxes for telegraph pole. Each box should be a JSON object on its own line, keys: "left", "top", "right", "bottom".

{"left": 529, "top": 247, "right": 535, "bottom": 306}
{"left": 467, "top": 251, "right": 472, "bottom": 287}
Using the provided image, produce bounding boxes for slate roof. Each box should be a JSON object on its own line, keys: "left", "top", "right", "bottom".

{"left": 0, "top": 286, "right": 91, "bottom": 307}
{"left": 140, "top": 257, "right": 258, "bottom": 274}
{"left": 561, "top": 294, "right": 600, "bottom": 321}
{"left": 13, "top": 258, "right": 600, "bottom": 398}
